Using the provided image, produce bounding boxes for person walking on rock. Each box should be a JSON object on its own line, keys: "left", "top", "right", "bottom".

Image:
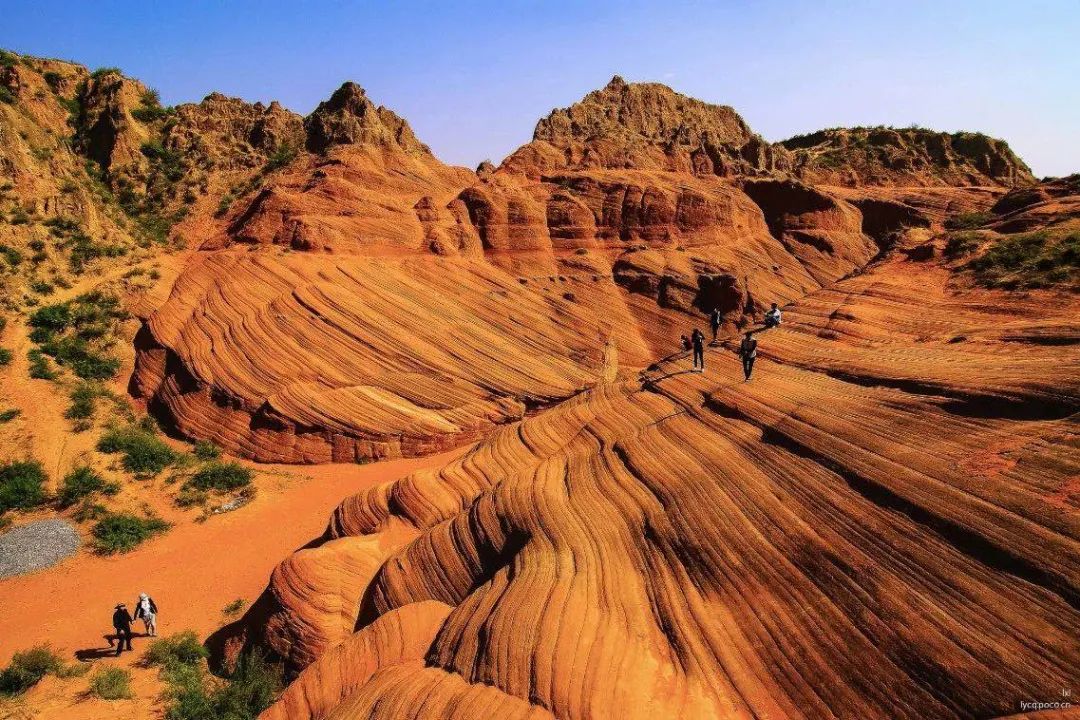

{"left": 135, "top": 592, "right": 158, "bottom": 637}
{"left": 764, "top": 303, "right": 782, "bottom": 329}
{"left": 112, "top": 603, "right": 134, "bottom": 655}
{"left": 691, "top": 328, "right": 706, "bottom": 373}
{"left": 738, "top": 331, "right": 758, "bottom": 381}
{"left": 709, "top": 308, "right": 723, "bottom": 342}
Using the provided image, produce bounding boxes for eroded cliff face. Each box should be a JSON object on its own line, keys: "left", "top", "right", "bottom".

{"left": 133, "top": 78, "right": 922, "bottom": 463}
{"left": 228, "top": 228, "right": 1078, "bottom": 719}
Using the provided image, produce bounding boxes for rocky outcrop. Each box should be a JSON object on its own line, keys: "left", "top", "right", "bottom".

{"left": 781, "top": 126, "right": 1035, "bottom": 188}
{"left": 503, "top": 76, "right": 789, "bottom": 177}
{"left": 304, "top": 82, "right": 427, "bottom": 155}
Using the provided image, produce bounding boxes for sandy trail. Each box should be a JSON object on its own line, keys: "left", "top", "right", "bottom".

{"left": 0, "top": 449, "right": 463, "bottom": 718}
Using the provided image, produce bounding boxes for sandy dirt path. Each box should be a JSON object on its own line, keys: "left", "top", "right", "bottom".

{"left": 0, "top": 449, "right": 463, "bottom": 718}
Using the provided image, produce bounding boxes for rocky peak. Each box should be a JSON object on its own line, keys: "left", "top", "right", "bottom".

{"left": 75, "top": 69, "right": 151, "bottom": 171}
{"left": 511, "top": 77, "right": 788, "bottom": 176}
{"left": 303, "top": 81, "right": 427, "bottom": 155}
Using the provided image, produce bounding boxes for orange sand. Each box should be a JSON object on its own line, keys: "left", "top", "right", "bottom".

{"left": 0, "top": 449, "right": 464, "bottom": 718}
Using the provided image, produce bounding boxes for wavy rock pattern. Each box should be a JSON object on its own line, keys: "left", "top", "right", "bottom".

{"left": 240, "top": 243, "right": 1079, "bottom": 718}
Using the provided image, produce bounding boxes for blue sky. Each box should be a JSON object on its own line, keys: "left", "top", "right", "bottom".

{"left": 2, "top": 0, "right": 1077, "bottom": 176}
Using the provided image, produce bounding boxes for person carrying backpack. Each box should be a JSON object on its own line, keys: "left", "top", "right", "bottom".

{"left": 738, "top": 332, "right": 758, "bottom": 381}
{"left": 112, "top": 603, "right": 134, "bottom": 655}
{"left": 134, "top": 592, "right": 158, "bottom": 637}
{"left": 691, "top": 328, "right": 706, "bottom": 372}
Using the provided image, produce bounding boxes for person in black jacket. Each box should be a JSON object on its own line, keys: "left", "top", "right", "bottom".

{"left": 738, "top": 332, "right": 758, "bottom": 381}
{"left": 112, "top": 603, "right": 134, "bottom": 655}
{"left": 134, "top": 592, "right": 158, "bottom": 637}
{"left": 709, "top": 308, "right": 723, "bottom": 342}
{"left": 691, "top": 328, "right": 706, "bottom": 372}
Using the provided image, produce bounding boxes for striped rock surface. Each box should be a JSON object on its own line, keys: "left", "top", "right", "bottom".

{"left": 242, "top": 244, "right": 1079, "bottom": 719}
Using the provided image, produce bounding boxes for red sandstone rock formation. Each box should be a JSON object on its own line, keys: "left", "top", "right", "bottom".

{"left": 134, "top": 79, "right": 923, "bottom": 462}
{"left": 242, "top": 230, "right": 1078, "bottom": 717}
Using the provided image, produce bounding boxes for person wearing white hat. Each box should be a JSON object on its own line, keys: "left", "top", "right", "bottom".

{"left": 134, "top": 592, "right": 158, "bottom": 637}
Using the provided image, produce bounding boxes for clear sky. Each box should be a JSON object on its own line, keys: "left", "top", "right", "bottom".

{"left": 2, "top": 0, "right": 1077, "bottom": 177}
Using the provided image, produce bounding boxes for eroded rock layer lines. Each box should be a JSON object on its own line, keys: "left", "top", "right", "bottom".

{"left": 135, "top": 78, "right": 1031, "bottom": 462}
{"left": 242, "top": 243, "right": 1078, "bottom": 719}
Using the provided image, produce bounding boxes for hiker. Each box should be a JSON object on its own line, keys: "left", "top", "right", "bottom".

{"left": 738, "top": 331, "right": 758, "bottom": 381}
{"left": 764, "top": 303, "right": 782, "bottom": 329}
{"left": 112, "top": 603, "right": 134, "bottom": 656}
{"left": 709, "top": 308, "right": 723, "bottom": 342}
{"left": 135, "top": 592, "right": 158, "bottom": 637}
{"left": 691, "top": 328, "right": 705, "bottom": 372}
{"left": 681, "top": 334, "right": 692, "bottom": 352}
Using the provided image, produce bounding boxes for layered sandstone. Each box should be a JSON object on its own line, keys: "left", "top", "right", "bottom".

{"left": 242, "top": 232, "right": 1079, "bottom": 719}
{"left": 134, "top": 79, "right": 907, "bottom": 462}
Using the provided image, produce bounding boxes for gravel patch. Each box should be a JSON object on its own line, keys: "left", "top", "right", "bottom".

{"left": 0, "top": 519, "right": 80, "bottom": 579}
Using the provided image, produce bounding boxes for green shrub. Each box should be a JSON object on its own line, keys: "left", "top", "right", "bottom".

{"left": 185, "top": 462, "right": 253, "bottom": 492}
{"left": 945, "top": 211, "right": 993, "bottom": 230}
{"left": 214, "top": 195, "right": 234, "bottom": 218}
{"left": 0, "top": 50, "right": 17, "bottom": 68}
{"left": 222, "top": 598, "right": 246, "bottom": 617}
{"left": 966, "top": 230, "right": 1080, "bottom": 289}
{"left": 0, "top": 243, "right": 24, "bottom": 266}
{"left": 193, "top": 441, "right": 221, "bottom": 461}
{"left": 144, "top": 631, "right": 208, "bottom": 669}
{"left": 43, "top": 71, "right": 62, "bottom": 90}
{"left": 27, "top": 349, "right": 57, "bottom": 380}
{"left": 91, "top": 512, "right": 170, "bottom": 554}
{"left": 0, "top": 347, "right": 11, "bottom": 365}
{"left": 89, "top": 666, "right": 132, "bottom": 699}
{"left": 0, "top": 408, "right": 21, "bottom": 423}
{"left": 161, "top": 651, "right": 281, "bottom": 720}
{"left": 72, "top": 501, "right": 108, "bottom": 522}
{"left": 0, "top": 645, "right": 63, "bottom": 695}
{"left": 29, "top": 302, "right": 71, "bottom": 330}
{"left": 0, "top": 87, "right": 14, "bottom": 105}
{"left": 58, "top": 465, "right": 117, "bottom": 506}
{"left": 66, "top": 383, "right": 97, "bottom": 420}
{"left": 263, "top": 144, "right": 297, "bottom": 173}
{"left": 944, "top": 231, "right": 982, "bottom": 259}
{"left": 90, "top": 67, "right": 121, "bottom": 80}
{"left": 0, "top": 460, "right": 48, "bottom": 512}
{"left": 98, "top": 424, "right": 179, "bottom": 475}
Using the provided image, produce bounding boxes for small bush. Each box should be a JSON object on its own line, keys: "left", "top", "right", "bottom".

{"left": 161, "top": 650, "right": 281, "bottom": 720}
{"left": 144, "top": 631, "right": 208, "bottom": 669}
{"left": 91, "top": 512, "right": 170, "bottom": 554}
{"left": 0, "top": 347, "right": 12, "bottom": 365}
{"left": 0, "top": 87, "right": 14, "bottom": 105}
{"left": 28, "top": 349, "right": 57, "bottom": 380}
{"left": 945, "top": 211, "right": 993, "bottom": 230}
{"left": 66, "top": 383, "right": 97, "bottom": 420}
{"left": 0, "top": 460, "right": 48, "bottom": 512}
{"left": 263, "top": 144, "right": 297, "bottom": 173}
{"left": 58, "top": 465, "right": 117, "bottom": 506}
{"left": 43, "top": 71, "right": 62, "bottom": 91}
{"left": 214, "top": 194, "right": 234, "bottom": 218}
{"left": 192, "top": 441, "right": 221, "bottom": 461}
{"left": 98, "top": 424, "right": 179, "bottom": 475}
{"left": 0, "top": 50, "right": 17, "bottom": 68}
{"left": 185, "top": 462, "right": 253, "bottom": 492}
{"left": 72, "top": 501, "right": 108, "bottom": 522}
{"left": 222, "top": 598, "right": 246, "bottom": 617}
{"left": 90, "top": 67, "right": 121, "bottom": 80}
{"left": 0, "top": 408, "right": 21, "bottom": 423}
{"left": 29, "top": 302, "right": 71, "bottom": 330}
{"left": 0, "top": 645, "right": 63, "bottom": 695}
{"left": 89, "top": 666, "right": 132, "bottom": 699}
{"left": 0, "top": 243, "right": 24, "bottom": 266}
